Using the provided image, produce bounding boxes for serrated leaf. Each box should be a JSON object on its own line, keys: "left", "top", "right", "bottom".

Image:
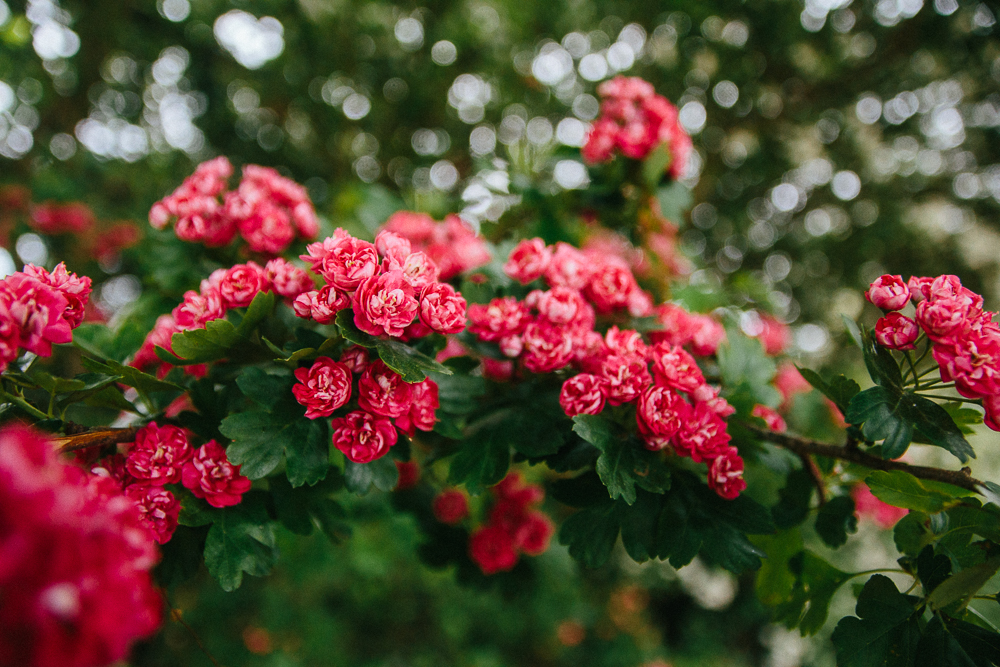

{"left": 169, "top": 291, "right": 276, "bottom": 364}
{"left": 796, "top": 367, "right": 861, "bottom": 415}
{"left": 783, "top": 551, "right": 853, "bottom": 634}
{"left": 270, "top": 474, "right": 349, "bottom": 541}
{"left": 573, "top": 414, "right": 670, "bottom": 504}
{"left": 927, "top": 556, "right": 1000, "bottom": 612}
{"left": 335, "top": 309, "right": 378, "bottom": 348}
{"left": 895, "top": 511, "right": 933, "bottom": 557}
{"left": 754, "top": 530, "right": 804, "bottom": 609}
{"left": 642, "top": 142, "right": 672, "bottom": 189}
{"left": 843, "top": 316, "right": 864, "bottom": 348}
{"left": 772, "top": 468, "right": 814, "bottom": 529}
{"left": 897, "top": 394, "right": 975, "bottom": 463}
{"left": 447, "top": 428, "right": 511, "bottom": 494}
{"left": 235, "top": 367, "right": 299, "bottom": 414}
{"left": 80, "top": 357, "right": 182, "bottom": 394}
{"left": 831, "top": 575, "right": 920, "bottom": 666}
{"left": 202, "top": 497, "right": 277, "bottom": 592}
{"left": 867, "top": 470, "right": 970, "bottom": 513}
{"left": 343, "top": 455, "right": 400, "bottom": 494}
{"left": 619, "top": 490, "right": 664, "bottom": 562}
{"left": 916, "top": 545, "right": 953, "bottom": 595}
{"left": 861, "top": 327, "right": 904, "bottom": 389}
{"left": 717, "top": 331, "right": 778, "bottom": 406}
{"left": 558, "top": 500, "right": 620, "bottom": 568}
{"left": 220, "top": 412, "right": 329, "bottom": 487}
{"left": 815, "top": 495, "right": 858, "bottom": 548}
{"left": 942, "top": 403, "right": 985, "bottom": 436}
{"left": 942, "top": 615, "right": 1000, "bottom": 667}
{"left": 917, "top": 616, "right": 981, "bottom": 667}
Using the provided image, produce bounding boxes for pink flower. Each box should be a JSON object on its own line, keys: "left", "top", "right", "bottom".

{"left": 690, "top": 384, "right": 736, "bottom": 418}
{"left": 531, "top": 286, "right": 593, "bottom": 329}
{"left": 125, "top": 484, "right": 180, "bottom": 545}
{"left": 599, "top": 353, "right": 651, "bottom": 406}
{"left": 301, "top": 234, "right": 380, "bottom": 290}
{"left": 264, "top": 258, "right": 313, "bottom": 298}
{"left": 504, "top": 238, "right": 552, "bottom": 284}
{"left": 375, "top": 230, "right": 413, "bottom": 262}
{"left": 394, "top": 377, "right": 439, "bottom": 436}
{"left": 339, "top": 345, "right": 370, "bottom": 374}
{"left": 358, "top": 360, "right": 414, "bottom": 418}
{"left": 521, "top": 321, "right": 574, "bottom": 373}
{"left": 352, "top": 270, "right": 419, "bottom": 337}
{"left": 293, "top": 285, "right": 351, "bottom": 324}
{"left": 559, "top": 373, "right": 608, "bottom": 417}
{"left": 219, "top": 263, "right": 268, "bottom": 308}
{"left": 468, "top": 297, "right": 531, "bottom": 342}
{"left": 852, "top": 483, "right": 907, "bottom": 528}
{"left": 383, "top": 211, "right": 437, "bottom": 245}
{"left": 907, "top": 276, "right": 934, "bottom": 303}
{"left": 517, "top": 511, "right": 555, "bottom": 556}
{"left": 756, "top": 315, "right": 791, "bottom": 356}
{"left": 293, "top": 357, "right": 352, "bottom": 419}
{"left": 499, "top": 334, "right": 523, "bottom": 357}
{"left": 916, "top": 291, "right": 983, "bottom": 341}
{"left": 424, "top": 215, "right": 492, "bottom": 280}
{"left": 637, "top": 386, "right": 690, "bottom": 450}
{"left": 673, "top": 403, "right": 731, "bottom": 463}
{"left": 650, "top": 343, "right": 705, "bottom": 393}
{"left": 418, "top": 283, "right": 467, "bottom": 334}
{"left": 181, "top": 440, "right": 252, "bottom": 508}
{"left": 875, "top": 313, "right": 920, "bottom": 350}
{"left": 751, "top": 404, "right": 787, "bottom": 433}
{"left": 395, "top": 251, "right": 440, "bottom": 290}
{"left": 584, "top": 260, "right": 638, "bottom": 313}
{"left": 932, "top": 326, "right": 1000, "bottom": 399}
{"left": 469, "top": 524, "right": 518, "bottom": 574}
{"left": 432, "top": 489, "right": 469, "bottom": 524}
{"left": 774, "top": 363, "right": 811, "bottom": 408}
{"left": 707, "top": 447, "right": 746, "bottom": 500}
{"left": 236, "top": 199, "right": 296, "bottom": 254}
{"left": 544, "top": 242, "right": 592, "bottom": 290}
{"left": 688, "top": 315, "right": 725, "bottom": 356}
{"left": 581, "top": 118, "right": 618, "bottom": 163}
{"left": 984, "top": 394, "right": 1000, "bottom": 432}
{"left": 867, "top": 274, "right": 910, "bottom": 311}
{"left": 650, "top": 303, "right": 697, "bottom": 348}
{"left": 605, "top": 326, "right": 647, "bottom": 359}
{"left": 173, "top": 288, "right": 226, "bottom": 330}
{"left": 1, "top": 273, "right": 72, "bottom": 357}
{"left": 29, "top": 201, "right": 95, "bottom": 234}
{"left": 125, "top": 423, "right": 193, "bottom": 485}
{"left": 22, "top": 263, "right": 92, "bottom": 329}
{"left": 331, "top": 410, "right": 398, "bottom": 463}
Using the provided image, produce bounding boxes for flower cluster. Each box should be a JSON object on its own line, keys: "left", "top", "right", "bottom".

{"left": 132, "top": 258, "right": 312, "bottom": 376}
{"left": 29, "top": 202, "right": 95, "bottom": 235}
{"left": 432, "top": 489, "right": 470, "bottom": 524}
{"left": 469, "top": 472, "right": 554, "bottom": 575}
{"left": 296, "top": 229, "right": 468, "bottom": 339}
{"left": 381, "top": 211, "right": 491, "bottom": 280}
{"left": 149, "top": 157, "right": 318, "bottom": 254}
{"left": 95, "top": 423, "right": 251, "bottom": 543}
{"left": 0, "top": 424, "right": 161, "bottom": 667}
{"left": 0, "top": 262, "right": 91, "bottom": 372}
{"left": 294, "top": 350, "right": 440, "bottom": 463}
{"left": 581, "top": 76, "right": 692, "bottom": 181}
{"left": 868, "top": 273, "right": 1000, "bottom": 430}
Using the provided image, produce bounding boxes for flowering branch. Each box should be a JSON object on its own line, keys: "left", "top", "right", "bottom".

{"left": 739, "top": 421, "right": 984, "bottom": 492}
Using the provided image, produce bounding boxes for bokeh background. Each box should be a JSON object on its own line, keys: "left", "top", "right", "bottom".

{"left": 1, "top": 0, "right": 999, "bottom": 665}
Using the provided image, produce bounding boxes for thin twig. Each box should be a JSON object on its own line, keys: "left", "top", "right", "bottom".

{"left": 739, "top": 421, "right": 984, "bottom": 492}
{"left": 159, "top": 589, "right": 224, "bottom": 667}
{"left": 54, "top": 426, "right": 140, "bottom": 452}
{"left": 796, "top": 451, "right": 827, "bottom": 506}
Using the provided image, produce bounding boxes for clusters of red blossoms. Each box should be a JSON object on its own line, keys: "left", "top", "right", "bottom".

{"left": 867, "top": 273, "right": 1000, "bottom": 430}
{"left": 293, "top": 348, "right": 440, "bottom": 464}
{"left": 91, "top": 422, "right": 251, "bottom": 544}
{"left": 382, "top": 211, "right": 491, "bottom": 281}
{"left": 468, "top": 472, "right": 554, "bottom": 575}
{"left": 149, "top": 157, "right": 319, "bottom": 254}
{"left": 0, "top": 262, "right": 91, "bottom": 372}
{"left": 132, "top": 258, "right": 313, "bottom": 377}
{"left": 0, "top": 424, "right": 161, "bottom": 667}
{"left": 296, "top": 228, "right": 468, "bottom": 339}
{"left": 581, "top": 76, "right": 692, "bottom": 181}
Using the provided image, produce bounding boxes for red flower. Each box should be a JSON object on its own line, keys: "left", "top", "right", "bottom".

{"left": 173, "top": 288, "right": 226, "bottom": 330}
{"left": 125, "top": 423, "right": 193, "bottom": 485}
{"left": 394, "top": 461, "right": 421, "bottom": 490}
{"left": 395, "top": 377, "right": 439, "bottom": 436}
{"left": 264, "top": 258, "right": 313, "bottom": 299}
{"left": 531, "top": 286, "right": 592, "bottom": 328}
{"left": 331, "top": 410, "right": 398, "bottom": 463}
{"left": 292, "top": 285, "right": 351, "bottom": 324}
{"left": 637, "top": 386, "right": 690, "bottom": 446}
{"left": 650, "top": 343, "right": 705, "bottom": 393}
{"left": 125, "top": 484, "right": 180, "bottom": 545}
{"left": 469, "top": 525, "right": 519, "bottom": 574}
{"left": 301, "top": 234, "right": 379, "bottom": 290}
{"left": 433, "top": 489, "right": 469, "bottom": 524}
{"left": 467, "top": 296, "right": 530, "bottom": 342}
{"left": 875, "top": 313, "right": 919, "bottom": 350}
{"left": 1, "top": 273, "right": 72, "bottom": 357}
{"left": 21, "top": 263, "right": 92, "bottom": 329}
{"left": 751, "top": 404, "right": 787, "bottom": 433}
{"left": 352, "top": 270, "right": 419, "bottom": 337}
{"left": 339, "top": 345, "right": 370, "bottom": 374}
{"left": 522, "top": 321, "right": 574, "bottom": 373}
{"left": 504, "top": 238, "right": 551, "bottom": 284}
{"left": 584, "top": 260, "right": 638, "bottom": 313}
{"left": 707, "top": 447, "right": 746, "bottom": 500}
{"left": 599, "top": 353, "right": 650, "bottom": 406}
{"left": 604, "top": 326, "right": 647, "bottom": 359}
{"left": 544, "top": 242, "right": 592, "bottom": 290}
{"left": 293, "top": 357, "right": 352, "bottom": 419}
{"left": 517, "top": 511, "right": 554, "bottom": 556}
{"left": 673, "top": 403, "right": 731, "bottom": 463}
{"left": 866, "top": 274, "right": 910, "bottom": 311}
{"left": 418, "top": 283, "right": 467, "bottom": 334}
{"left": 559, "top": 373, "right": 607, "bottom": 417}
{"left": 181, "top": 440, "right": 252, "bottom": 508}
{"left": 219, "top": 262, "right": 268, "bottom": 308}
{"left": 358, "top": 360, "right": 414, "bottom": 418}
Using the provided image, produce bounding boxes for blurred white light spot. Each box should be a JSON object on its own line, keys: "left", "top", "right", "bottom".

{"left": 606, "top": 42, "right": 635, "bottom": 71}
{"left": 572, "top": 93, "right": 599, "bottom": 120}
{"left": 679, "top": 101, "right": 707, "bottom": 133}
{"left": 100, "top": 275, "right": 142, "bottom": 314}
{"left": 562, "top": 32, "right": 590, "bottom": 58}
{"left": 796, "top": 323, "right": 829, "bottom": 353}
{"left": 353, "top": 156, "right": 381, "bottom": 183}
{"left": 556, "top": 118, "right": 587, "bottom": 146}
{"left": 855, "top": 94, "right": 882, "bottom": 124}
{"left": 0, "top": 1, "right": 9, "bottom": 28}
{"left": 578, "top": 53, "right": 608, "bottom": 81}
{"left": 431, "top": 40, "right": 457, "bottom": 65}
{"left": 721, "top": 21, "right": 749, "bottom": 47}
{"left": 430, "top": 160, "right": 459, "bottom": 190}
{"left": 953, "top": 173, "right": 980, "bottom": 199}
{"left": 394, "top": 17, "right": 424, "bottom": 50}
{"left": 526, "top": 117, "right": 553, "bottom": 145}
{"left": 933, "top": 0, "right": 958, "bottom": 13}
{"left": 469, "top": 125, "right": 496, "bottom": 155}
{"left": 765, "top": 253, "right": 791, "bottom": 281}
{"left": 157, "top": 0, "right": 190, "bottom": 22}
{"left": 16, "top": 233, "right": 48, "bottom": 266}
{"left": 831, "top": 170, "right": 861, "bottom": 200}
{"left": 0, "top": 82, "right": 14, "bottom": 113}
{"left": 50, "top": 132, "right": 76, "bottom": 160}
{"left": 771, "top": 183, "right": 800, "bottom": 212}
{"left": 213, "top": 10, "right": 284, "bottom": 70}
{"left": 32, "top": 21, "right": 80, "bottom": 60}
{"left": 342, "top": 93, "right": 371, "bottom": 120}
{"left": 804, "top": 209, "right": 832, "bottom": 236}
{"left": 0, "top": 248, "right": 14, "bottom": 279}
{"left": 740, "top": 311, "right": 765, "bottom": 337}
{"left": 553, "top": 160, "right": 589, "bottom": 189}
{"left": 532, "top": 45, "right": 574, "bottom": 85}
{"left": 713, "top": 81, "right": 739, "bottom": 108}
{"left": 5, "top": 126, "right": 33, "bottom": 156}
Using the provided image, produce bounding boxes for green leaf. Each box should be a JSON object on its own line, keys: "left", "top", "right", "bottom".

{"left": 846, "top": 385, "right": 911, "bottom": 454}
{"left": 558, "top": 500, "right": 620, "bottom": 569}
{"left": 25, "top": 369, "right": 87, "bottom": 393}
{"left": 916, "top": 545, "right": 953, "bottom": 595}
{"left": 717, "top": 331, "right": 779, "bottom": 406}
{"left": 861, "top": 326, "right": 903, "bottom": 389}
{"left": 916, "top": 616, "right": 981, "bottom": 667}
{"left": 169, "top": 292, "right": 276, "bottom": 364}
{"left": 897, "top": 394, "right": 975, "bottom": 463}
{"left": 656, "top": 181, "right": 693, "bottom": 222}
{"left": 72, "top": 320, "right": 146, "bottom": 362}
{"left": 927, "top": 556, "right": 1000, "bottom": 612}
{"left": 642, "top": 142, "right": 672, "bottom": 189}
{"left": 269, "top": 475, "right": 349, "bottom": 541}
{"left": 942, "top": 615, "right": 1000, "bottom": 667}
{"left": 866, "top": 470, "right": 969, "bottom": 513}
{"left": 796, "top": 367, "right": 861, "bottom": 415}
{"left": 447, "top": 428, "right": 511, "bottom": 494}
{"left": 220, "top": 411, "right": 329, "bottom": 487}
{"left": 335, "top": 309, "right": 379, "bottom": 348}
{"left": 754, "top": 530, "right": 804, "bottom": 609}
{"left": 202, "top": 497, "right": 277, "bottom": 592}
{"left": 619, "top": 490, "right": 664, "bottom": 562}
{"left": 573, "top": 414, "right": 670, "bottom": 504}
{"left": 235, "top": 367, "right": 299, "bottom": 414}
{"left": 941, "top": 403, "right": 985, "bottom": 436}
{"left": 80, "top": 357, "right": 182, "bottom": 394}
{"left": 831, "top": 575, "right": 920, "bottom": 666}
{"left": 701, "top": 524, "right": 768, "bottom": 573}
{"left": 771, "top": 468, "right": 815, "bottom": 529}
{"left": 779, "top": 551, "right": 853, "bottom": 634}
{"left": 815, "top": 495, "right": 858, "bottom": 548}
{"left": 377, "top": 337, "right": 453, "bottom": 383}
{"left": 343, "top": 455, "right": 400, "bottom": 494}
{"left": 895, "top": 511, "right": 933, "bottom": 557}
{"left": 843, "top": 316, "right": 864, "bottom": 349}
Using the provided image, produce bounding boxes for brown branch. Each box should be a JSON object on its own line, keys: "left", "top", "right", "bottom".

{"left": 54, "top": 426, "right": 140, "bottom": 453}
{"left": 739, "top": 422, "right": 985, "bottom": 493}
{"left": 796, "top": 451, "right": 827, "bottom": 506}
